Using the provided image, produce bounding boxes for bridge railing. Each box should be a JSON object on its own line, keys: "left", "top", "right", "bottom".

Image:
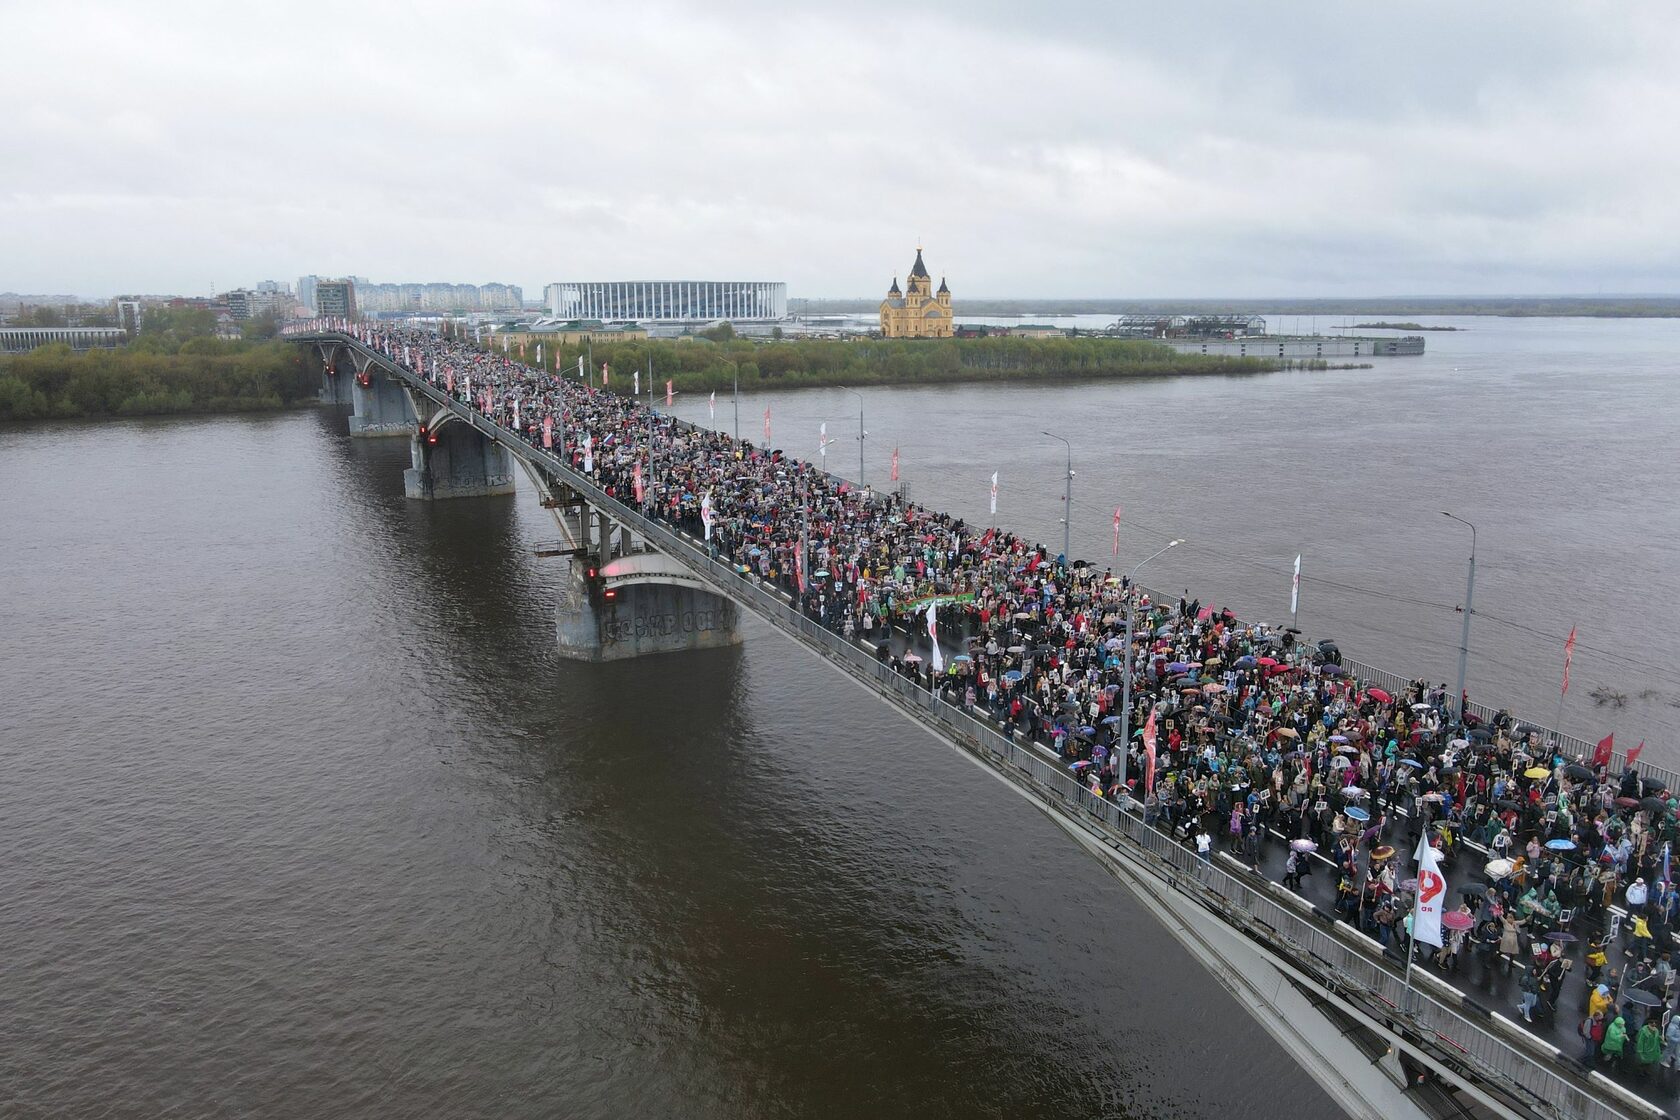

{"left": 311, "top": 332, "right": 1659, "bottom": 1120}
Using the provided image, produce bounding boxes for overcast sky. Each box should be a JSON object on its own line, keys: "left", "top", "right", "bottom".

{"left": 6, "top": 0, "right": 1678, "bottom": 300}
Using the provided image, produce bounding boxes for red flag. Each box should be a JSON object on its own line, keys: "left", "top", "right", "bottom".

{"left": 891, "top": 447, "right": 900, "bottom": 482}
{"left": 602, "top": 362, "right": 609, "bottom": 385}
{"left": 542, "top": 414, "right": 553, "bottom": 449}
{"left": 1629, "top": 741, "right": 1645, "bottom": 767}
{"left": 1143, "top": 706, "right": 1158, "bottom": 793}
{"left": 633, "top": 463, "right": 645, "bottom": 504}
{"left": 666, "top": 379, "right": 673, "bottom": 407}
{"left": 1593, "top": 733, "right": 1614, "bottom": 769}
{"left": 1562, "top": 626, "right": 1577, "bottom": 695}
{"left": 1112, "top": 506, "right": 1122, "bottom": 556}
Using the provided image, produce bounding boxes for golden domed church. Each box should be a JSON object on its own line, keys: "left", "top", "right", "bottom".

{"left": 879, "top": 247, "right": 953, "bottom": 338}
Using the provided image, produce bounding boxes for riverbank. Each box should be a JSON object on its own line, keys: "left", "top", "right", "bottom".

{"left": 0, "top": 339, "right": 314, "bottom": 421}
{"left": 516, "top": 334, "right": 1359, "bottom": 395}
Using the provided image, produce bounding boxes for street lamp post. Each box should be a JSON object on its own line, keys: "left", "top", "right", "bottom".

{"left": 726, "top": 358, "right": 739, "bottom": 443}
{"left": 1443, "top": 511, "right": 1477, "bottom": 726}
{"left": 838, "top": 385, "right": 864, "bottom": 484}
{"left": 1042, "top": 431, "right": 1073, "bottom": 565}
{"left": 1117, "top": 539, "right": 1183, "bottom": 803}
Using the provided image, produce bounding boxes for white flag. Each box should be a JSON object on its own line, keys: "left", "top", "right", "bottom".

{"left": 1412, "top": 836, "right": 1446, "bottom": 948}
{"left": 989, "top": 471, "right": 998, "bottom": 516}
{"left": 701, "top": 492, "right": 714, "bottom": 541}
{"left": 634, "top": 369, "right": 640, "bottom": 395}
{"left": 513, "top": 398, "right": 521, "bottom": 431}
{"left": 820, "top": 422, "right": 828, "bottom": 460}
{"left": 926, "top": 600, "right": 944, "bottom": 674}
{"left": 577, "top": 355, "right": 585, "bottom": 378}
{"left": 709, "top": 390, "right": 715, "bottom": 420}
{"left": 536, "top": 343, "right": 543, "bottom": 365}
{"left": 583, "top": 435, "right": 593, "bottom": 473}
{"left": 1291, "top": 554, "right": 1301, "bottom": 614}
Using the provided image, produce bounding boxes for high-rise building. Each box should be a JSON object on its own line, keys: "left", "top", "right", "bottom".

{"left": 314, "top": 279, "right": 356, "bottom": 319}
{"left": 297, "top": 275, "right": 320, "bottom": 313}
{"left": 544, "top": 281, "right": 787, "bottom": 322}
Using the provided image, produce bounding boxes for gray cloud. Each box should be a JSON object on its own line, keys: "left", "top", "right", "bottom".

{"left": 4, "top": 0, "right": 1677, "bottom": 298}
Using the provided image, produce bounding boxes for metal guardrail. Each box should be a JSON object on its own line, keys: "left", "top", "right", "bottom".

{"left": 305, "top": 332, "right": 1661, "bottom": 1120}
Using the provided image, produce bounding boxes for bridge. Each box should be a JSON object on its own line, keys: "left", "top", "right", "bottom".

{"left": 289, "top": 323, "right": 1665, "bottom": 1120}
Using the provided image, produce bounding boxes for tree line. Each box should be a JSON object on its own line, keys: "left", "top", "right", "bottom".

{"left": 0, "top": 307, "right": 312, "bottom": 422}
{"left": 520, "top": 334, "right": 1279, "bottom": 393}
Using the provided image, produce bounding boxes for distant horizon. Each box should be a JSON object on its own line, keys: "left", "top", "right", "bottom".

{"left": 7, "top": 288, "right": 1680, "bottom": 306}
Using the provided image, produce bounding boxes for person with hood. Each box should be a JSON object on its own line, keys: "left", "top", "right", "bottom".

{"left": 1662, "top": 1011, "right": 1680, "bottom": 1071}
{"left": 1588, "top": 983, "right": 1614, "bottom": 1022}
{"left": 1602, "top": 1010, "right": 1629, "bottom": 1068}
{"left": 1635, "top": 1016, "right": 1663, "bottom": 1074}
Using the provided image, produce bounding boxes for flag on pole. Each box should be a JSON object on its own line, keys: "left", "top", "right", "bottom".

{"left": 700, "top": 492, "right": 714, "bottom": 541}
{"left": 764, "top": 406, "right": 772, "bottom": 445}
{"left": 819, "top": 422, "right": 828, "bottom": 462}
{"left": 708, "top": 390, "right": 715, "bottom": 420}
{"left": 446, "top": 368, "right": 455, "bottom": 393}
{"left": 1562, "top": 626, "right": 1577, "bottom": 695}
{"left": 536, "top": 343, "right": 543, "bottom": 365}
{"left": 633, "top": 369, "right": 640, "bottom": 396}
{"left": 891, "top": 447, "right": 899, "bottom": 482}
{"left": 1143, "top": 705, "right": 1158, "bottom": 793}
{"left": 513, "top": 398, "right": 521, "bottom": 431}
{"left": 1412, "top": 836, "right": 1446, "bottom": 947}
{"left": 1113, "top": 506, "right": 1122, "bottom": 556}
{"left": 602, "top": 363, "right": 609, "bottom": 386}
{"left": 1629, "top": 741, "right": 1646, "bottom": 767}
{"left": 989, "top": 471, "right": 998, "bottom": 516}
{"left": 542, "top": 415, "right": 553, "bottom": 449}
{"left": 1593, "top": 733, "right": 1614, "bottom": 769}
{"left": 502, "top": 335, "right": 510, "bottom": 353}
{"left": 1291, "top": 554, "right": 1302, "bottom": 615}
{"left": 926, "top": 600, "right": 943, "bottom": 674}
{"left": 633, "top": 463, "right": 644, "bottom": 504}
{"left": 577, "top": 355, "right": 585, "bottom": 379}
{"left": 582, "top": 435, "right": 593, "bottom": 473}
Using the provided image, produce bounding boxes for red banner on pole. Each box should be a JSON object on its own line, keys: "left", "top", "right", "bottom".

{"left": 1562, "top": 626, "right": 1577, "bottom": 695}
{"left": 891, "top": 447, "right": 899, "bottom": 482}
{"left": 1593, "top": 733, "right": 1614, "bottom": 769}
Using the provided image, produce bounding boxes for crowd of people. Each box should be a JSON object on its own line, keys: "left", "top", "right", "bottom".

{"left": 311, "top": 319, "right": 1680, "bottom": 1089}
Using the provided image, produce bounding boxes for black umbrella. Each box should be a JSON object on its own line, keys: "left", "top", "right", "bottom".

{"left": 1640, "top": 796, "right": 1669, "bottom": 816}
{"left": 1642, "top": 778, "right": 1668, "bottom": 797}
{"left": 1625, "top": 987, "right": 1663, "bottom": 1008}
{"left": 1468, "top": 728, "right": 1493, "bottom": 741}
{"left": 1564, "top": 763, "right": 1595, "bottom": 781}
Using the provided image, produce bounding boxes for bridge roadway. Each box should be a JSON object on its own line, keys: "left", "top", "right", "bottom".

{"left": 295, "top": 329, "right": 1664, "bottom": 1120}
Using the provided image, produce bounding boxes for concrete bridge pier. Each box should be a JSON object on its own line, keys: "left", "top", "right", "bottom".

{"left": 521, "top": 474, "right": 741, "bottom": 661}
{"left": 314, "top": 342, "right": 352, "bottom": 405}
{"left": 348, "top": 353, "right": 415, "bottom": 437}
{"left": 554, "top": 551, "right": 742, "bottom": 662}
{"left": 403, "top": 414, "right": 515, "bottom": 499}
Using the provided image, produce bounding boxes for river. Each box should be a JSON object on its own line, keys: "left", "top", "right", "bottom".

{"left": 1, "top": 315, "right": 1674, "bottom": 1118}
